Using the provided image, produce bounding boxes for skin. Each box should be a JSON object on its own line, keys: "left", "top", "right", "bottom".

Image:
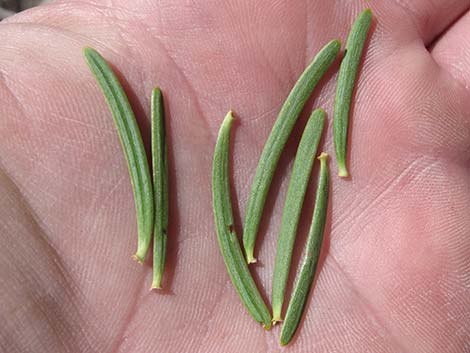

{"left": 0, "top": 0, "right": 469, "bottom": 352}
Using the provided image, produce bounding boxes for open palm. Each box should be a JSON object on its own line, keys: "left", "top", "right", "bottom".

{"left": 1, "top": 1, "right": 469, "bottom": 352}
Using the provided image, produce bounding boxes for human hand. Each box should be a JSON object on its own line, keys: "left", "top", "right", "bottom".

{"left": 0, "top": 1, "right": 469, "bottom": 352}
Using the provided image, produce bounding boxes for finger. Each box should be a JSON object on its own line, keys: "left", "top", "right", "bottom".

{"left": 0, "top": 168, "right": 89, "bottom": 353}
{"left": 430, "top": 10, "right": 470, "bottom": 90}
{"left": 383, "top": 0, "right": 470, "bottom": 45}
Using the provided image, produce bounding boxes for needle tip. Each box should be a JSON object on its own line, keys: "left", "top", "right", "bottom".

{"left": 246, "top": 255, "right": 257, "bottom": 264}
{"left": 337, "top": 158, "right": 348, "bottom": 177}
{"left": 338, "top": 168, "right": 348, "bottom": 178}
{"left": 132, "top": 254, "right": 145, "bottom": 264}
{"left": 263, "top": 322, "right": 272, "bottom": 331}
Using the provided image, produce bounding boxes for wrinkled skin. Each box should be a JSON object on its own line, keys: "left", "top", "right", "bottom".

{"left": 0, "top": 1, "right": 469, "bottom": 352}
